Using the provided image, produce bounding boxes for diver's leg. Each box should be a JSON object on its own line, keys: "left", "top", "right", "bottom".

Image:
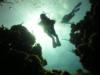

{"left": 53, "top": 33, "right": 61, "bottom": 46}
{"left": 51, "top": 35, "right": 57, "bottom": 48}
{"left": 48, "top": 34, "right": 57, "bottom": 48}
{"left": 51, "top": 27, "right": 61, "bottom": 47}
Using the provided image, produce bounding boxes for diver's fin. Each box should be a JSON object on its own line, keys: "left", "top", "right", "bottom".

{"left": 74, "top": 2, "right": 82, "bottom": 9}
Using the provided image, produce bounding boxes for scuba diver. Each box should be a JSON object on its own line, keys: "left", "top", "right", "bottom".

{"left": 61, "top": 2, "right": 82, "bottom": 24}
{"left": 39, "top": 13, "right": 61, "bottom": 48}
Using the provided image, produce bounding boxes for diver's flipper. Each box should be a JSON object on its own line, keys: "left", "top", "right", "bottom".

{"left": 73, "top": 2, "right": 82, "bottom": 10}
{"left": 53, "top": 43, "right": 57, "bottom": 48}
{"left": 56, "top": 40, "right": 61, "bottom": 46}
{"left": 72, "top": 2, "right": 81, "bottom": 13}
{"left": 73, "top": 8, "right": 80, "bottom": 13}
{"left": 52, "top": 40, "right": 57, "bottom": 48}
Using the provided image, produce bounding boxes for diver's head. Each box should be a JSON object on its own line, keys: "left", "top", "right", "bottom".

{"left": 40, "top": 13, "right": 46, "bottom": 19}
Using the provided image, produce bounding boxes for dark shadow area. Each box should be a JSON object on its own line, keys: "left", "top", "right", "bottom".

{"left": 74, "top": 69, "right": 93, "bottom": 75}
{"left": 0, "top": 24, "right": 70, "bottom": 75}
{"left": 70, "top": 0, "right": 99, "bottom": 75}
{"left": 0, "top": 24, "right": 45, "bottom": 75}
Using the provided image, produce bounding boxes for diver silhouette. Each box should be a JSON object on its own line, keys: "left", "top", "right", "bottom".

{"left": 61, "top": 2, "right": 82, "bottom": 24}
{"left": 39, "top": 13, "right": 61, "bottom": 48}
